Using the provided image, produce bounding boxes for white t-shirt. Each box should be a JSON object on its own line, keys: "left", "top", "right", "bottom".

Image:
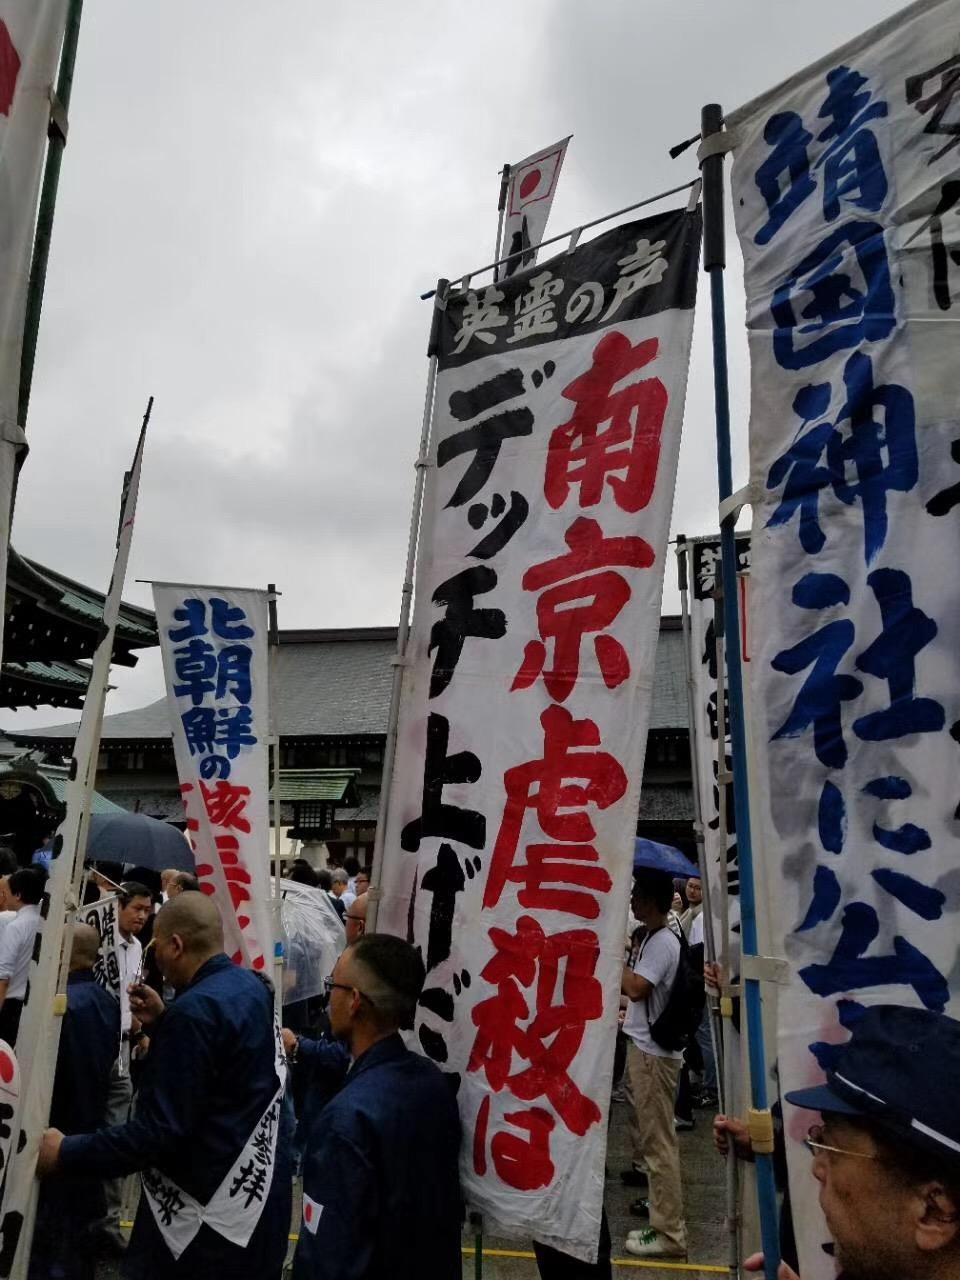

{"left": 622, "top": 925, "right": 682, "bottom": 1061}
{"left": 118, "top": 935, "right": 143, "bottom": 1034}
{"left": 0, "top": 904, "right": 41, "bottom": 1000}
{"left": 689, "top": 912, "right": 704, "bottom": 948}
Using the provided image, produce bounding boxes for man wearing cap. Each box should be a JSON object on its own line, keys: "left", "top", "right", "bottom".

{"left": 738, "top": 1005, "right": 960, "bottom": 1280}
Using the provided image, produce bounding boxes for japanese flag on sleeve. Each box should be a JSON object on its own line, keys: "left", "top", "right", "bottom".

{"left": 378, "top": 203, "right": 701, "bottom": 1261}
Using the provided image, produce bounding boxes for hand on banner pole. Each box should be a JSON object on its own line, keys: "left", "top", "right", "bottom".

{"left": 745, "top": 1254, "right": 799, "bottom": 1280}
{"left": 129, "top": 982, "right": 165, "bottom": 1028}
{"left": 36, "top": 1128, "right": 64, "bottom": 1177}
{"left": 713, "top": 1114, "right": 755, "bottom": 1162}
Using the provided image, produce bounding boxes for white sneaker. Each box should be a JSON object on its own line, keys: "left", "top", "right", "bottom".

{"left": 624, "top": 1228, "right": 687, "bottom": 1258}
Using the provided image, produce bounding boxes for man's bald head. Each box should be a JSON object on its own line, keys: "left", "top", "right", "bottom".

{"left": 156, "top": 892, "right": 223, "bottom": 955}
{"left": 70, "top": 923, "right": 101, "bottom": 971}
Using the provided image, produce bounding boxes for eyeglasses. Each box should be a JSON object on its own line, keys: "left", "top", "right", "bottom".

{"left": 343, "top": 913, "right": 365, "bottom": 923}
{"left": 804, "top": 1123, "right": 877, "bottom": 1161}
{"left": 322, "top": 976, "right": 376, "bottom": 1007}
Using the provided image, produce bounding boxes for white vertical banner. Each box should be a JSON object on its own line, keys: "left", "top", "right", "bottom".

{"left": 0, "top": 411, "right": 150, "bottom": 1278}
{"left": 378, "top": 205, "right": 701, "bottom": 1259}
{"left": 0, "top": 0, "right": 69, "bottom": 676}
{"left": 728, "top": 1, "right": 960, "bottom": 1275}
{"left": 502, "top": 136, "right": 571, "bottom": 277}
{"left": 153, "top": 585, "right": 274, "bottom": 973}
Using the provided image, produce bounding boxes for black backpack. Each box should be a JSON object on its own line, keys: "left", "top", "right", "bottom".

{"left": 641, "top": 925, "right": 706, "bottom": 1053}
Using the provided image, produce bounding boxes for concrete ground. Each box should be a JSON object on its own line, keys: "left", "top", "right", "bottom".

{"left": 94, "top": 1094, "right": 729, "bottom": 1279}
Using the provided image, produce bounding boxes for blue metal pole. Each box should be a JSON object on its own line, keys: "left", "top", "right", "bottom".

{"left": 700, "top": 102, "right": 781, "bottom": 1280}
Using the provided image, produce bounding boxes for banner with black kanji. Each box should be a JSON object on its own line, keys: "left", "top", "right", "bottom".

{"left": 378, "top": 206, "right": 701, "bottom": 1260}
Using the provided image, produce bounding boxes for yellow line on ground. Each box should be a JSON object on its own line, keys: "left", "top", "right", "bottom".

{"left": 123, "top": 1220, "right": 726, "bottom": 1271}
{"left": 463, "top": 1248, "right": 726, "bottom": 1272}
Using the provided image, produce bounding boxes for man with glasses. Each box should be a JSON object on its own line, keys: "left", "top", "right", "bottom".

{"left": 721, "top": 1005, "right": 960, "bottom": 1280}
{"left": 292, "top": 934, "right": 462, "bottom": 1280}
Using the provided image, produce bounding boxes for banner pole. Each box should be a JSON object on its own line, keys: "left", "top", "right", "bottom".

{"left": 714, "top": 593, "right": 742, "bottom": 1280}
{"left": 700, "top": 101, "right": 780, "bottom": 1280}
{"left": 492, "top": 165, "right": 509, "bottom": 284}
{"left": 367, "top": 279, "right": 448, "bottom": 932}
{"left": 3, "top": 397, "right": 151, "bottom": 1280}
{"left": 18, "top": 0, "right": 84, "bottom": 430}
{"left": 268, "top": 583, "right": 283, "bottom": 1017}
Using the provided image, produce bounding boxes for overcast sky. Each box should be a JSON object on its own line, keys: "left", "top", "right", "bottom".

{"left": 5, "top": 0, "right": 908, "bottom": 729}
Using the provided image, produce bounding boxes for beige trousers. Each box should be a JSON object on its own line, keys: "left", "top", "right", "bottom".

{"left": 626, "top": 1041, "right": 687, "bottom": 1251}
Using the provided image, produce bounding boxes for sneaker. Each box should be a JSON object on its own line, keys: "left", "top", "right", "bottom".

{"left": 674, "top": 1115, "right": 695, "bottom": 1131}
{"left": 624, "top": 1228, "right": 687, "bottom": 1258}
{"left": 629, "top": 1197, "right": 650, "bottom": 1219}
{"left": 620, "top": 1166, "right": 649, "bottom": 1188}
{"left": 695, "top": 1088, "right": 719, "bottom": 1109}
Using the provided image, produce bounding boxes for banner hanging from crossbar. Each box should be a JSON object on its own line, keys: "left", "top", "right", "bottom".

{"left": 378, "top": 205, "right": 701, "bottom": 1260}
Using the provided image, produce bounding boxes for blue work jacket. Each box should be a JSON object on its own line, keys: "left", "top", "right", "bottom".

{"left": 59, "top": 953, "right": 292, "bottom": 1280}
{"left": 293, "top": 1032, "right": 462, "bottom": 1280}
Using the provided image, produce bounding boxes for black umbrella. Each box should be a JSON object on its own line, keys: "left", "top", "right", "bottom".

{"left": 86, "top": 811, "right": 194, "bottom": 872}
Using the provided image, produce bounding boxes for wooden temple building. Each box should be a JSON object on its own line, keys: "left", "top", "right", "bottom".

{"left": 12, "top": 620, "right": 697, "bottom": 866}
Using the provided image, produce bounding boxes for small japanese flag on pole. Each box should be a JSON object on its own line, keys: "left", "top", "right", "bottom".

{"left": 302, "top": 1194, "right": 323, "bottom": 1235}
{"left": 501, "top": 135, "right": 571, "bottom": 278}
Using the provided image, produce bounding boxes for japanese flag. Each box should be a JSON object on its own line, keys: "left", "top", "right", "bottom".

{"left": 302, "top": 1193, "right": 323, "bottom": 1235}
{"left": 502, "top": 135, "right": 571, "bottom": 277}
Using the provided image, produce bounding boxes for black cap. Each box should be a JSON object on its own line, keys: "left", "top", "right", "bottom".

{"left": 786, "top": 1006, "right": 960, "bottom": 1168}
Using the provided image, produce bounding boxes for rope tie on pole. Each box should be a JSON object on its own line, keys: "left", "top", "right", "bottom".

{"left": 748, "top": 1109, "right": 776, "bottom": 1155}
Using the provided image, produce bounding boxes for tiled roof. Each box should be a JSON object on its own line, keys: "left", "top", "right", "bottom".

{"left": 271, "top": 769, "right": 360, "bottom": 803}
{"left": 11, "top": 619, "right": 690, "bottom": 743}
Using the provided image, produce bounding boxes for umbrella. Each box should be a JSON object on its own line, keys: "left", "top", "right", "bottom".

{"left": 279, "top": 878, "right": 345, "bottom": 1006}
{"left": 86, "top": 811, "right": 194, "bottom": 872}
{"left": 632, "top": 837, "right": 699, "bottom": 880}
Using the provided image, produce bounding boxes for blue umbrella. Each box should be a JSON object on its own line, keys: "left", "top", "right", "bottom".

{"left": 632, "top": 837, "right": 699, "bottom": 879}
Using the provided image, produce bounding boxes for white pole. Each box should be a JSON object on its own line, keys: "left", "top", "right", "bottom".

{"left": 492, "top": 164, "right": 510, "bottom": 284}
{"left": 4, "top": 400, "right": 152, "bottom": 1279}
{"left": 367, "top": 280, "right": 448, "bottom": 932}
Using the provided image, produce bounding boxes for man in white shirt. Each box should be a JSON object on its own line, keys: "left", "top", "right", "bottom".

{"left": 0, "top": 868, "right": 45, "bottom": 1045}
{"left": 620, "top": 867, "right": 687, "bottom": 1260}
{"left": 96, "top": 880, "right": 152, "bottom": 1254}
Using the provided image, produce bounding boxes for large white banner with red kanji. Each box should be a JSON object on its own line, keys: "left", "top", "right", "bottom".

{"left": 154, "top": 585, "right": 274, "bottom": 974}
{"left": 728, "top": 1, "right": 960, "bottom": 1275}
{"left": 378, "top": 208, "right": 701, "bottom": 1259}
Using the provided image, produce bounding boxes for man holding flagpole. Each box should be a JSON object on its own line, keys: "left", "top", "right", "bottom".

{"left": 36, "top": 893, "right": 292, "bottom": 1280}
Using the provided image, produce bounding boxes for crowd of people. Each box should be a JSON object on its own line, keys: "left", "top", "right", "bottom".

{"left": 0, "top": 841, "right": 948, "bottom": 1280}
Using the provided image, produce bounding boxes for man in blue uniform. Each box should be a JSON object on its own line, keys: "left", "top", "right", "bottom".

{"left": 37, "top": 893, "right": 291, "bottom": 1280}
{"left": 30, "top": 924, "right": 119, "bottom": 1280}
{"left": 293, "top": 933, "right": 462, "bottom": 1280}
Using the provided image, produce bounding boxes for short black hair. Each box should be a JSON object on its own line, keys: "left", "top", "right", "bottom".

{"left": 9, "top": 868, "right": 46, "bottom": 905}
{"left": 349, "top": 933, "right": 425, "bottom": 1031}
{"left": 343, "top": 855, "right": 361, "bottom": 878}
{"left": 848, "top": 1115, "right": 960, "bottom": 1202}
{"left": 632, "top": 867, "right": 675, "bottom": 914}
{"left": 288, "top": 861, "right": 319, "bottom": 888}
{"left": 119, "top": 881, "right": 153, "bottom": 906}
{"left": 174, "top": 872, "right": 200, "bottom": 892}
{"left": 315, "top": 868, "right": 332, "bottom": 891}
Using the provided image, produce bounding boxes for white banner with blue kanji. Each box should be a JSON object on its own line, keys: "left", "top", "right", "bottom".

{"left": 378, "top": 207, "right": 701, "bottom": 1260}
{"left": 728, "top": 1, "right": 960, "bottom": 1274}
{"left": 154, "top": 585, "right": 273, "bottom": 974}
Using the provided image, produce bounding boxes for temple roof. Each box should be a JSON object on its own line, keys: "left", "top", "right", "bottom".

{"left": 10, "top": 619, "right": 690, "bottom": 746}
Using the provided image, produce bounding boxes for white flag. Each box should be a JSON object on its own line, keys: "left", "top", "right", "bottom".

{"left": 0, "top": 1, "right": 69, "bottom": 678}
{"left": 502, "top": 136, "right": 571, "bottom": 277}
